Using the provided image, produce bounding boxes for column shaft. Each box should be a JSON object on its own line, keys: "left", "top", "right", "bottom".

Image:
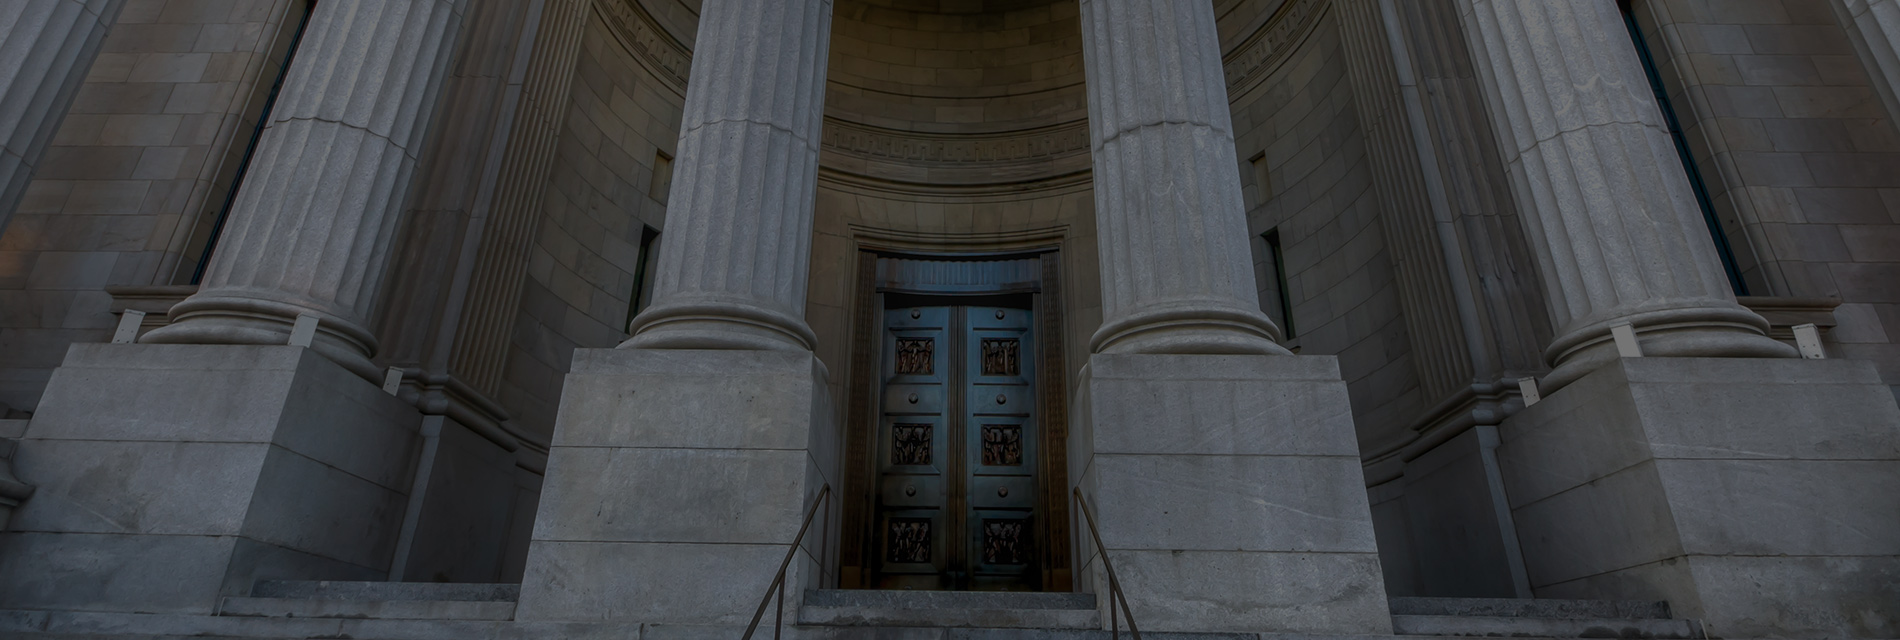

{"left": 1455, "top": 0, "right": 1793, "bottom": 390}
{"left": 142, "top": 0, "right": 470, "bottom": 379}
{"left": 0, "top": 0, "right": 126, "bottom": 232}
{"left": 622, "top": 0, "right": 834, "bottom": 351}
{"left": 1078, "top": 0, "right": 1290, "bottom": 356}
{"left": 1835, "top": 0, "right": 1900, "bottom": 130}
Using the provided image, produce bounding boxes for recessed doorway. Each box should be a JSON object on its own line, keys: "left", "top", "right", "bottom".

{"left": 839, "top": 251, "right": 1072, "bottom": 592}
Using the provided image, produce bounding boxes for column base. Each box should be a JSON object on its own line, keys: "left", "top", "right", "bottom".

{"left": 1542, "top": 305, "right": 1797, "bottom": 392}
{"left": 0, "top": 344, "right": 422, "bottom": 614}
{"left": 515, "top": 349, "right": 837, "bottom": 625}
{"left": 140, "top": 296, "right": 381, "bottom": 382}
{"left": 1498, "top": 357, "right": 1900, "bottom": 638}
{"left": 1071, "top": 353, "right": 1391, "bottom": 634}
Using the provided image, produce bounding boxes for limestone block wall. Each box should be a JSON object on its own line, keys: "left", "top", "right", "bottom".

{"left": 1630, "top": 0, "right": 1900, "bottom": 397}
{"left": 0, "top": 0, "right": 305, "bottom": 413}
{"left": 1228, "top": 7, "right": 1424, "bottom": 453}
{"left": 501, "top": 9, "right": 683, "bottom": 436}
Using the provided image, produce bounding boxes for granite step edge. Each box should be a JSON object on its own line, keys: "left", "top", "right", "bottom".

{"left": 248, "top": 580, "right": 520, "bottom": 602}
{"left": 217, "top": 596, "right": 516, "bottom": 621}
{"left": 1388, "top": 598, "right": 1672, "bottom": 620}
{"left": 1391, "top": 614, "right": 1705, "bottom": 639}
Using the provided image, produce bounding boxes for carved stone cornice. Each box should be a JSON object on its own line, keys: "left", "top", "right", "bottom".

{"left": 597, "top": 0, "right": 691, "bottom": 94}
{"left": 1223, "top": 0, "right": 1329, "bottom": 98}
{"left": 822, "top": 118, "right": 1091, "bottom": 166}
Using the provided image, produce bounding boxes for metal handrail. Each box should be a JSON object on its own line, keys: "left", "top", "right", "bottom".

{"left": 741, "top": 483, "right": 831, "bottom": 640}
{"left": 1073, "top": 488, "right": 1142, "bottom": 640}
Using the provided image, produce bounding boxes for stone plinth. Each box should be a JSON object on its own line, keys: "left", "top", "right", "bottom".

{"left": 0, "top": 344, "right": 422, "bottom": 614}
{"left": 1069, "top": 354, "right": 1391, "bottom": 634}
{"left": 1497, "top": 357, "right": 1900, "bottom": 638}
{"left": 515, "top": 349, "right": 838, "bottom": 625}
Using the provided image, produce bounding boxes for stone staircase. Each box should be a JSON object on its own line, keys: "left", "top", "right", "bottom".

{"left": 1392, "top": 597, "right": 1706, "bottom": 639}
{"left": 0, "top": 584, "right": 1708, "bottom": 640}
{"left": 219, "top": 579, "right": 520, "bottom": 621}
{"left": 798, "top": 589, "right": 1101, "bottom": 630}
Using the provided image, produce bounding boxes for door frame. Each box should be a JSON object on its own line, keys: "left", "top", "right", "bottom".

{"left": 837, "top": 247, "right": 1073, "bottom": 591}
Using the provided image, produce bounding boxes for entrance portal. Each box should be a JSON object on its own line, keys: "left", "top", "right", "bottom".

{"left": 875, "top": 304, "right": 1038, "bottom": 590}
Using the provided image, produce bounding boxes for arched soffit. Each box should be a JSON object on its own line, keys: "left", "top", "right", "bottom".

{"left": 605, "top": 0, "right": 1331, "bottom": 188}
{"left": 822, "top": 0, "right": 1092, "bottom": 189}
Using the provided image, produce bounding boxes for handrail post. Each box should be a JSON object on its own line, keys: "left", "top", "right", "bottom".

{"left": 1074, "top": 488, "right": 1141, "bottom": 640}
{"left": 742, "top": 484, "right": 831, "bottom": 640}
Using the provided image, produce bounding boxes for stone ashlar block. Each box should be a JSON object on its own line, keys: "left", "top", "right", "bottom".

{"left": 516, "top": 349, "right": 838, "bottom": 625}
{"left": 0, "top": 343, "right": 421, "bottom": 614}
{"left": 1498, "top": 357, "right": 1900, "bottom": 638}
{"left": 1071, "top": 353, "right": 1391, "bottom": 635}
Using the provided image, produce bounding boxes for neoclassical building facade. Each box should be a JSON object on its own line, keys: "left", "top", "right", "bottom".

{"left": 0, "top": 0, "right": 1896, "bottom": 638}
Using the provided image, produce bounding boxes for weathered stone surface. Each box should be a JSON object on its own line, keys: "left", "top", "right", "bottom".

{"left": 1498, "top": 356, "right": 1900, "bottom": 638}
{"left": 141, "top": 0, "right": 472, "bottom": 379}
{"left": 0, "top": 343, "right": 421, "bottom": 614}
{"left": 1072, "top": 353, "right": 1390, "bottom": 634}
{"left": 1453, "top": 0, "right": 1796, "bottom": 390}
{"left": 0, "top": 0, "right": 126, "bottom": 232}
{"left": 1078, "top": 0, "right": 1289, "bottom": 356}
{"left": 623, "top": 0, "right": 835, "bottom": 351}
{"left": 516, "top": 349, "right": 837, "bottom": 625}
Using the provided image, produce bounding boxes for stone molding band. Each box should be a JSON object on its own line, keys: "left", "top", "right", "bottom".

{"left": 1223, "top": 0, "right": 1328, "bottom": 97}
{"left": 1090, "top": 301, "right": 1291, "bottom": 356}
{"left": 625, "top": 298, "right": 821, "bottom": 351}
{"left": 597, "top": 0, "right": 692, "bottom": 94}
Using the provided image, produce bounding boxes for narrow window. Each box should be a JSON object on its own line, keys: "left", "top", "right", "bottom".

{"left": 1618, "top": 0, "right": 1748, "bottom": 295}
{"left": 625, "top": 226, "right": 660, "bottom": 331}
{"left": 1262, "top": 229, "right": 1295, "bottom": 340}
{"left": 650, "top": 151, "right": 674, "bottom": 206}
{"left": 188, "top": 0, "right": 317, "bottom": 284}
{"left": 1248, "top": 151, "right": 1272, "bottom": 207}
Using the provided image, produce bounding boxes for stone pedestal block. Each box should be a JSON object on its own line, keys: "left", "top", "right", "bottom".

{"left": 0, "top": 344, "right": 422, "bottom": 614}
{"left": 1498, "top": 357, "right": 1900, "bottom": 638}
{"left": 1069, "top": 354, "right": 1391, "bottom": 634}
{"left": 515, "top": 349, "right": 838, "bottom": 626}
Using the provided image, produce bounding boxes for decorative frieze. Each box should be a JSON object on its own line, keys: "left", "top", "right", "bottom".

{"left": 1223, "top": 0, "right": 1328, "bottom": 97}
{"left": 822, "top": 118, "right": 1090, "bottom": 166}
{"left": 596, "top": 0, "right": 691, "bottom": 94}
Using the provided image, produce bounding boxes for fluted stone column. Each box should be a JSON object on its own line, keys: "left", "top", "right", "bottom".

{"left": 1456, "top": 0, "right": 1794, "bottom": 391}
{"left": 621, "top": 0, "right": 834, "bottom": 352}
{"left": 1835, "top": 0, "right": 1900, "bottom": 130}
{"left": 141, "top": 0, "right": 469, "bottom": 379}
{"left": 1077, "top": 0, "right": 1290, "bottom": 356}
{"left": 1066, "top": 3, "right": 1390, "bottom": 633}
{"left": 0, "top": 0, "right": 126, "bottom": 233}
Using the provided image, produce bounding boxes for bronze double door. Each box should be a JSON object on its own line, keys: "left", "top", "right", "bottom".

{"left": 874, "top": 304, "right": 1038, "bottom": 590}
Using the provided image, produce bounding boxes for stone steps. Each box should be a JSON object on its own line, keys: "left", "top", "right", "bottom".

{"left": 217, "top": 596, "right": 517, "bottom": 621}
{"left": 1390, "top": 597, "right": 1704, "bottom": 640}
{"left": 798, "top": 589, "right": 1101, "bottom": 630}
{"left": 217, "top": 580, "right": 521, "bottom": 622}
{"left": 1389, "top": 597, "right": 1674, "bottom": 620}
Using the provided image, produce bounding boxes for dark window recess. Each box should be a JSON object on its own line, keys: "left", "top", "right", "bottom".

{"left": 1619, "top": 0, "right": 1749, "bottom": 295}
{"left": 1264, "top": 228, "right": 1295, "bottom": 340}
{"left": 191, "top": 0, "right": 317, "bottom": 284}
{"left": 625, "top": 226, "right": 661, "bottom": 332}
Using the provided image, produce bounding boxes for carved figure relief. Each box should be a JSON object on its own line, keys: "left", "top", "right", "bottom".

{"left": 982, "top": 519, "right": 1026, "bottom": 565}
{"left": 888, "top": 519, "right": 931, "bottom": 564}
{"left": 892, "top": 424, "right": 932, "bottom": 466}
{"left": 981, "top": 424, "right": 1022, "bottom": 466}
{"left": 896, "top": 337, "right": 934, "bottom": 375}
{"left": 981, "top": 338, "right": 1019, "bottom": 376}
